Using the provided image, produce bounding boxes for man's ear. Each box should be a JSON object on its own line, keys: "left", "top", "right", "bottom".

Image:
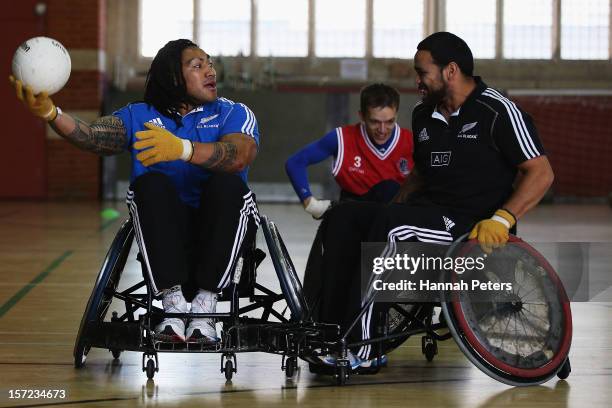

{"left": 358, "top": 110, "right": 365, "bottom": 122}
{"left": 445, "top": 62, "right": 460, "bottom": 81}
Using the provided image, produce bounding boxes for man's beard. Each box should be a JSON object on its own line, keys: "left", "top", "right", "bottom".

{"left": 420, "top": 83, "right": 446, "bottom": 106}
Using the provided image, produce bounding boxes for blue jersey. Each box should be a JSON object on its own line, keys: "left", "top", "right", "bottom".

{"left": 114, "top": 97, "right": 259, "bottom": 207}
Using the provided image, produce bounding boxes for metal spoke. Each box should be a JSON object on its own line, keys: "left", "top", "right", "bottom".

{"left": 519, "top": 310, "right": 550, "bottom": 337}
{"left": 522, "top": 306, "right": 550, "bottom": 325}
{"left": 514, "top": 280, "right": 527, "bottom": 297}
{"left": 499, "top": 315, "right": 513, "bottom": 351}
{"left": 476, "top": 307, "right": 497, "bottom": 323}
{"left": 514, "top": 314, "right": 520, "bottom": 359}
{"left": 517, "top": 312, "right": 537, "bottom": 356}
{"left": 517, "top": 284, "right": 539, "bottom": 301}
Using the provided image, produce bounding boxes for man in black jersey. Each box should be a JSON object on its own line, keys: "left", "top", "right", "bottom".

{"left": 317, "top": 32, "right": 554, "bottom": 365}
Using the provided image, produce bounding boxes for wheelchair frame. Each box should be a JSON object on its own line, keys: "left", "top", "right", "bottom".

{"left": 74, "top": 215, "right": 340, "bottom": 381}
{"left": 74, "top": 216, "right": 572, "bottom": 385}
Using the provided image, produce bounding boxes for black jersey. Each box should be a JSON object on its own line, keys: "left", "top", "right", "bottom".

{"left": 411, "top": 77, "right": 545, "bottom": 219}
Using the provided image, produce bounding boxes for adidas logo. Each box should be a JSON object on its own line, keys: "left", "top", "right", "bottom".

{"left": 147, "top": 117, "right": 165, "bottom": 129}
{"left": 443, "top": 216, "right": 455, "bottom": 231}
{"left": 418, "top": 128, "right": 429, "bottom": 142}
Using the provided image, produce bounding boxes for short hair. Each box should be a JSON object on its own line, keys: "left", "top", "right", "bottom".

{"left": 360, "top": 83, "right": 400, "bottom": 114}
{"left": 144, "top": 39, "right": 200, "bottom": 126}
{"left": 417, "top": 32, "right": 474, "bottom": 76}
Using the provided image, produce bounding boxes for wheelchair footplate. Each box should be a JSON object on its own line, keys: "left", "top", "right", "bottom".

{"left": 152, "top": 339, "right": 224, "bottom": 352}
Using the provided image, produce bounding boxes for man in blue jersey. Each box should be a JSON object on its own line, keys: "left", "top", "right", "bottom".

{"left": 10, "top": 39, "right": 260, "bottom": 344}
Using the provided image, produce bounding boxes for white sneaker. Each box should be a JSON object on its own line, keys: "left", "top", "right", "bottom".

{"left": 186, "top": 289, "right": 219, "bottom": 344}
{"left": 155, "top": 285, "right": 188, "bottom": 342}
{"left": 357, "top": 354, "right": 388, "bottom": 368}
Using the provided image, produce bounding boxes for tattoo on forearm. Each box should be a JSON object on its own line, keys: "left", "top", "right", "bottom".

{"left": 50, "top": 115, "right": 127, "bottom": 155}
{"left": 200, "top": 142, "right": 239, "bottom": 171}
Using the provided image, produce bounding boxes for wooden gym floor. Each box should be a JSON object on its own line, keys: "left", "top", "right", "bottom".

{"left": 0, "top": 201, "right": 610, "bottom": 407}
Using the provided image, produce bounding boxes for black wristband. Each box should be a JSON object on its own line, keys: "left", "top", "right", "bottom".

{"left": 187, "top": 140, "right": 195, "bottom": 162}
{"left": 501, "top": 208, "right": 517, "bottom": 224}
{"left": 47, "top": 107, "right": 58, "bottom": 122}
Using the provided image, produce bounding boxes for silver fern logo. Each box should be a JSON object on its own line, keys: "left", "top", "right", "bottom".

{"left": 460, "top": 122, "right": 478, "bottom": 133}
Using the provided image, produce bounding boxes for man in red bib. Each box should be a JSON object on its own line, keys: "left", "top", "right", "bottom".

{"left": 285, "top": 83, "right": 414, "bottom": 217}
{"left": 287, "top": 85, "right": 414, "bottom": 370}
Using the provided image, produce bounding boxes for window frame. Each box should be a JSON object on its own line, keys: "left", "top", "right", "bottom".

{"left": 136, "top": 0, "right": 611, "bottom": 62}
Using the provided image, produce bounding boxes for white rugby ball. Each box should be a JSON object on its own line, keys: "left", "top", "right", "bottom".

{"left": 12, "top": 36, "right": 71, "bottom": 95}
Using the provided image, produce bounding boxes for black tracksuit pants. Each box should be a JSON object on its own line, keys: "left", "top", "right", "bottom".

{"left": 318, "top": 200, "right": 479, "bottom": 360}
{"left": 126, "top": 172, "right": 259, "bottom": 298}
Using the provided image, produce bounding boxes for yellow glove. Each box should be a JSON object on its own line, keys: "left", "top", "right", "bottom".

{"left": 134, "top": 122, "right": 194, "bottom": 167}
{"left": 9, "top": 75, "right": 57, "bottom": 121}
{"left": 468, "top": 209, "right": 516, "bottom": 254}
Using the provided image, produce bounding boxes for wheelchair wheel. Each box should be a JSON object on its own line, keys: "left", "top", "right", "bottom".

{"left": 261, "top": 215, "right": 309, "bottom": 322}
{"left": 557, "top": 357, "right": 571, "bottom": 380}
{"left": 302, "top": 220, "right": 327, "bottom": 321}
{"left": 285, "top": 356, "right": 297, "bottom": 378}
{"left": 73, "top": 219, "right": 135, "bottom": 368}
{"left": 381, "top": 303, "right": 432, "bottom": 355}
{"left": 146, "top": 359, "right": 156, "bottom": 379}
{"left": 441, "top": 236, "right": 572, "bottom": 386}
{"left": 111, "top": 349, "right": 122, "bottom": 360}
{"left": 224, "top": 360, "right": 234, "bottom": 381}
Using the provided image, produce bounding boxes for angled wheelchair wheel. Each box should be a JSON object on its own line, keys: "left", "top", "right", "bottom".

{"left": 383, "top": 303, "right": 431, "bottom": 354}
{"left": 261, "top": 215, "right": 309, "bottom": 322}
{"left": 74, "top": 219, "right": 135, "bottom": 368}
{"left": 302, "top": 220, "right": 326, "bottom": 321}
{"left": 441, "top": 235, "right": 572, "bottom": 386}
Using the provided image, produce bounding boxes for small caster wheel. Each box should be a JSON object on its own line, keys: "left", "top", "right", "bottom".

{"left": 422, "top": 335, "right": 438, "bottom": 362}
{"left": 111, "top": 349, "right": 122, "bottom": 360}
{"left": 224, "top": 360, "right": 234, "bottom": 381}
{"left": 74, "top": 342, "right": 89, "bottom": 368}
{"left": 557, "top": 358, "right": 571, "bottom": 380}
{"left": 285, "top": 357, "right": 296, "bottom": 378}
{"left": 146, "top": 359, "right": 156, "bottom": 379}
{"left": 335, "top": 365, "right": 348, "bottom": 386}
{"left": 438, "top": 311, "right": 447, "bottom": 327}
{"left": 424, "top": 343, "right": 436, "bottom": 361}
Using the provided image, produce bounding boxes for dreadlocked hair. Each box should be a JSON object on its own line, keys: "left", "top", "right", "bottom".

{"left": 144, "top": 39, "right": 201, "bottom": 126}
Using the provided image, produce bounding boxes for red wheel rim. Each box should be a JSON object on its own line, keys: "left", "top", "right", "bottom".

{"left": 450, "top": 236, "right": 572, "bottom": 378}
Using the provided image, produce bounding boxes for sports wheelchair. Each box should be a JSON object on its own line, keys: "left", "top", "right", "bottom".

{"left": 74, "top": 214, "right": 329, "bottom": 381}
{"left": 74, "top": 215, "right": 572, "bottom": 386}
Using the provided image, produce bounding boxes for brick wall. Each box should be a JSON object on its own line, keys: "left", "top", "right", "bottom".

{"left": 45, "top": 0, "right": 105, "bottom": 200}
{"left": 46, "top": 141, "right": 100, "bottom": 199}
{"left": 513, "top": 95, "right": 612, "bottom": 197}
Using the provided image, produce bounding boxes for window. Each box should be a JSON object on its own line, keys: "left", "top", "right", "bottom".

{"left": 373, "top": 0, "right": 424, "bottom": 58}
{"left": 561, "top": 0, "right": 609, "bottom": 59}
{"left": 197, "top": 0, "right": 251, "bottom": 56}
{"left": 140, "top": 0, "right": 194, "bottom": 58}
{"left": 257, "top": 0, "right": 308, "bottom": 56}
{"left": 504, "top": 0, "right": 553, "bottom": 59}
{"left": 315, "top": 0, "right": 366, "bottom": 57}
{"left": 446, "top": 0, "right": 496, "bottom": 59}
{"left": 138, "top": 0, "right": 611, "bottom": 61}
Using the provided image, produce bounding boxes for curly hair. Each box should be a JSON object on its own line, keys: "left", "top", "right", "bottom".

{"left": 144, "top": 39, "right": 201, "bottom": 126}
